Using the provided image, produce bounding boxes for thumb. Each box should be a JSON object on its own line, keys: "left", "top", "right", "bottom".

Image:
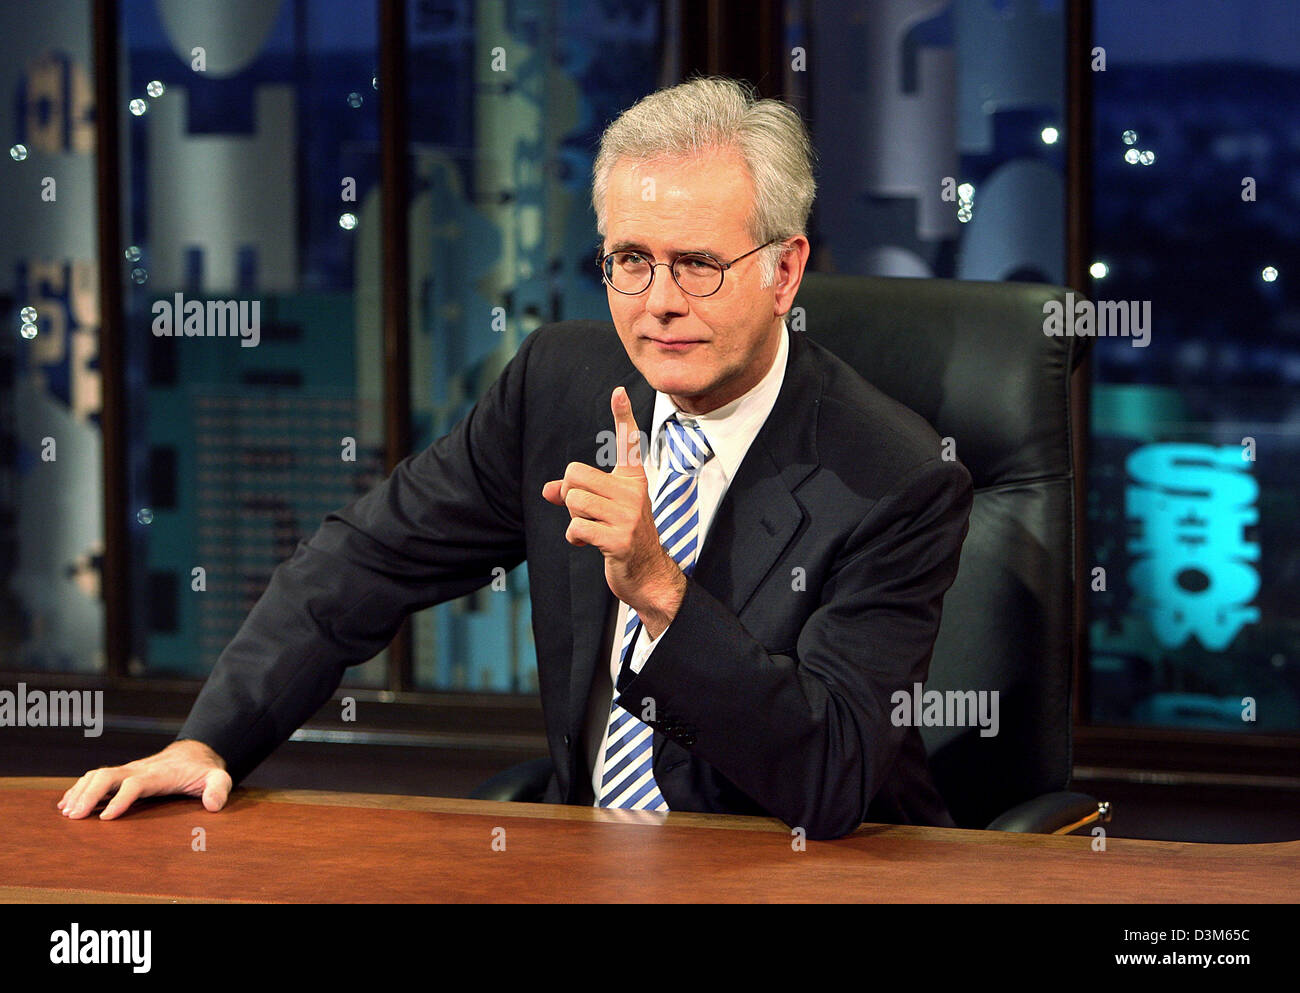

{"left": 542, "top": 479, "right": 565, "bottom": 505}
{"left": 202, "top": 770, "right": 232, "bottom": 812}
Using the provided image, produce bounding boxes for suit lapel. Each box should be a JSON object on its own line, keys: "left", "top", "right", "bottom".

{"left": 691, "top": 329, "right": 821, "bottom": 616}
{"left": 690, "top": 446, "right": 804, "bottom": 618}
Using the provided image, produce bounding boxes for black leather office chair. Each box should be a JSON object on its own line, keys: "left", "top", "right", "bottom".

{"left": 472, "top": 272, "right": 1109, "bottom": 835}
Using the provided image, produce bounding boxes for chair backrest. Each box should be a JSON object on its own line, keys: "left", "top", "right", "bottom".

{"left": 794, "top": 272, "right": 1087, "bottom": 828}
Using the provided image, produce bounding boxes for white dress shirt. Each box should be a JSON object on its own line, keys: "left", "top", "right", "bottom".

{"left": 589, "top": 318, "right": 790, "bottom": 803}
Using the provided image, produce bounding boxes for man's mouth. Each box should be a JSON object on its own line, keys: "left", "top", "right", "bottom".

{"left": 645, "top": 336, "right": 705, "bottom": 350}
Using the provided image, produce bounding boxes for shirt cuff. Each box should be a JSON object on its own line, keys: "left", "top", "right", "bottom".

{"left": 628, "top": 620, "right": 669, "bottom": 675}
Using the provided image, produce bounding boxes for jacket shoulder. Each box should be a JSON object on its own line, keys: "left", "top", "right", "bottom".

{"left": 802, "top": 334, "right": 969, "bottom": 492}
{"left": 510, "top": 321, "right": 633, "bottom": 418}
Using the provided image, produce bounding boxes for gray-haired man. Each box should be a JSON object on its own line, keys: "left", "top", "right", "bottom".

{"left": 61, "top": 77, "right": 971, "bottom": 840}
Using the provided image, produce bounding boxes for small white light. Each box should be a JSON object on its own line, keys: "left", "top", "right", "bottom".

{"left": 1262, "top": 266, "right": 1278, "bottom": 282}
{"left": 339, "top": 212, "right": 357, "bottom": 230}
{"left": 1090, "top": 262, "right": 1109, "bottom": 279}
{"left": 1040, "top": 126, "right": 1059, "bottom": 145}
{"left": 957, "top": 182, "right": 974, "bottom": 201}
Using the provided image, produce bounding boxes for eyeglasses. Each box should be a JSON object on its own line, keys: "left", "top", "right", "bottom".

{"left": 598, "top": 239, "right": 782, "bottom": 297}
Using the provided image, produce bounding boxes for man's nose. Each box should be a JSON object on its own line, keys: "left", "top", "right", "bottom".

{"left": 644, "top": 263, "right": 689, "bottom": 317}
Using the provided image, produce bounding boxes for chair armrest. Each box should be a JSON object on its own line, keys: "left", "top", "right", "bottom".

{"left": 468, "top": 756, "right": 555, "bottom": 803}
{"left": 985, "top": 791, "right": 1111, "bottom": 834}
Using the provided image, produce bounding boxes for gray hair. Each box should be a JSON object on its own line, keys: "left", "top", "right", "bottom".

{"left": 592, "top": 76, "right": 816, "bottom": 287}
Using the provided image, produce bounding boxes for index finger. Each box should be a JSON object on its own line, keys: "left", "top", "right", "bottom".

{"left": 610, "top": 386, "right": 645, "bottom": 476}
{"left": 62, "top": 767, "right": 122, "bottom": 819}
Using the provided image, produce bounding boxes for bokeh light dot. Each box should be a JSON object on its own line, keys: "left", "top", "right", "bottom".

{"left": 1040, "top": 126, "right": 1059, "bottom": 145}
{"left": 1122, "top": 129, "right": 1139, "bottom": 145}
{"left": 1139, "top": 149, "right": 1155, "bottom": 166}
{"left": 1090, "top": 261, "right": 1109, "bottom": 279}
{"left": 137, "top": 508, "right": 154, "bottom": 525}
{"left": 130, "top": 267, "right": 148, "bottom": 284}
{"left": 129, "top": 98, "right": 148, "bottom": 116}
{"left": 346, "top": 92, "right": 363, "bottom": 108}
{"left": 20, "top": 306, "right": 37, "bottom": 323}
{"left": 1124, "top": 148, "right": 1140, "bottom": 164}
{"left": 9, "top": 143, "right": 27, "bottom": 161}
{"left": 20, "top": 323, "right": 37, "bottom": 340}
{"left": 339, "top": 212, "right": 357, "bottom": 230}
{"left": 124, "top": 245, "right": 142, "bottom": 262}
{"left": 146, "top": 80, "right": 166, "bottom": 98}
{"left": 1262, "top": 266, "right": 1278, "bottom": 283}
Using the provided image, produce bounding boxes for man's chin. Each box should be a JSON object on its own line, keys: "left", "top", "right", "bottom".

{"left": 632, "top": 356, "right": 701, "bottom": 394}
{"left": 638, "top": 367, "right": 707, "bottom": 400}
{"left": 649, "top": 384, "right": 704, "bottom": 405}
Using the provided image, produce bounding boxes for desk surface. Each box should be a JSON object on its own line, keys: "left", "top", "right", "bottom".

{"left": 2, "top": 778, "right": 1295, "bottom": 902}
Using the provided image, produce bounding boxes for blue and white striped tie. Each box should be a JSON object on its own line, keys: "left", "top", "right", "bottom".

{"left": 598, "top": 416, "right": 714, "bottom": 810}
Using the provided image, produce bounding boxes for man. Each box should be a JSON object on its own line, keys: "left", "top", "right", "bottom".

{"left": 59, "top": 77, "right": 972, "bottom": 840}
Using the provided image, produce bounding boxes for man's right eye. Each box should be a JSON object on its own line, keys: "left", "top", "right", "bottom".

{"left": 617, "top": 252, "right": 647, "bottom": 266}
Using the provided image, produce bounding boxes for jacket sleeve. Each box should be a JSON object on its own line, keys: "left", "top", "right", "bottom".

{"left": 619, "top": 454, "right": 973, "bottom": 840}
{"left": 174, "top": 333, "right": 537, "bottom": 784}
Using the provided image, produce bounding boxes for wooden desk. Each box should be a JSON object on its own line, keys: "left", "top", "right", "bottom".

{"left": 2, "top": 777, "right": 1294, "bottom": 902}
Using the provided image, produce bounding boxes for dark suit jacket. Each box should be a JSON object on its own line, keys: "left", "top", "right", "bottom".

{"left": 177, "top": 320, "right": 973, "bottom": 839}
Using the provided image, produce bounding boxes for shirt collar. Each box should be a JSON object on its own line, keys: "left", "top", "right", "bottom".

{"left": 649, "top": 317, "right": 790, "bottom": 484}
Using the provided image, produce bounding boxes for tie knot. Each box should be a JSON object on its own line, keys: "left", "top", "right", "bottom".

{"left": 661, "top": 416, "right": 713, "bottom": 476}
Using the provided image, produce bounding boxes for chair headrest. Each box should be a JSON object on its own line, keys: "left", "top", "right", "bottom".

{"left": 794, "top": 272, "right": 1088, "bottom": 488}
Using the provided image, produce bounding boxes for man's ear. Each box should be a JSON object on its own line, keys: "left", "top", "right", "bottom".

{"left": 773, "top": 236, "right": 811, "bottom": 318}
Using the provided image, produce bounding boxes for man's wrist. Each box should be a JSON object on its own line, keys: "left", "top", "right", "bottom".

{"left": 170, "top": 737, "right": 227, "bottom": 770}
{"left": 635, "top": 556, "right": 687, "bottom": 640}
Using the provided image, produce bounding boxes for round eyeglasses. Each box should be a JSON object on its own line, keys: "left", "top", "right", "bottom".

{"left": 598, "top": 239, "right": 782, "bottom": 297}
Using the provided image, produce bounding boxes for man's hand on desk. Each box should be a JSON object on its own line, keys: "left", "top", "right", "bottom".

{"left": 57, "top": 739, "right": 231, "bottom": 820}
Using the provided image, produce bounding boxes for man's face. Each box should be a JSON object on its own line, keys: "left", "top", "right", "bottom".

{"left": 601, "top": 147, "right": 806, "bottom": 415}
